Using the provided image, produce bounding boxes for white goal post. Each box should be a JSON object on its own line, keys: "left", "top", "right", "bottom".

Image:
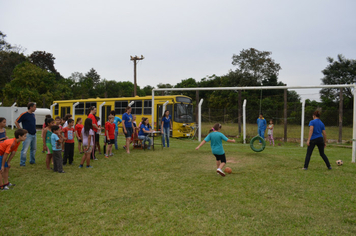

{"left": 152, "top": 84, "right": 356, "bottom": 163}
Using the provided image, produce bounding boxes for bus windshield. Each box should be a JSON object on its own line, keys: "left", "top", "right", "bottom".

{"left": 174, "top": 103, "right": 194, "bottom": 123}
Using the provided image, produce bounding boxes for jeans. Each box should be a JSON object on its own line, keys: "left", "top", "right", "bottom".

{"left": 304, "top": 137, "right": 331, "bottom": 168}
{"left": 114, "top": 130, "right": 118, "bottom": 150}
{"left": 258, "top": 129, "right": 265, "bottom": 143}
{"left": 138, "top": 135, "right": 152, "bottom": 149}
{"left": 20, "top": 133, "right": 37, "bottom": 166}
{"left": 162, "top": 127, "right": 170, "bottom": 147}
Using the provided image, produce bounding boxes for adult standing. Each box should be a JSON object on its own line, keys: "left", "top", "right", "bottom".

{"left": 161, "top": 110, "right": 172, "bottom": 148}
{"left": 257, "top": 113, "right": 267, "bottom": 143}
{"left": 303, "top": 110, "right": 332, "bottom": 170}
{"left": 87, "top": 106, "right": 99, "bottom": 160}
{"left": 122, "top": 107, "right": 133, "bottom": 154}
{"left": 110, "top": 110, "right": 122, "bottom": 150}
{"left": 15, "top": 102, "right": 37, "bottom": 166}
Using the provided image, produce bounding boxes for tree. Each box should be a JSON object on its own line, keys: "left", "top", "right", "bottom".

{"left": 0, "top": 31, "right": 12, "bottom": 52}
{"left": 320, "top": 54, "right": 356, "bottom": 103}
{"left": 232, "top": 48, "right": 281, "bottom": 85}
{"left": 85, "top": 68, "right": 101, "bottom": 86}
{"left": 156, "top": 83, "right": 173, "bottom": 96}
{"left": 29, "top": 51, "right": 59, "bottom": 76}
{"left": 174, "top": 78, "right": 197, "bottom": 98}
{"left": 142, "top": 85, "right": 154, "bottom": 96}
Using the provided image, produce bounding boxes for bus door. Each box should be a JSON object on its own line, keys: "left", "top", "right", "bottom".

{"left": 158, "top": 104, "right": 172, "bottom": 135}
{"left": 101, "top": 105, "right": 112, "bottom": 124}
{"left": 61, "top": 107, "right": 70, "bottom": 118}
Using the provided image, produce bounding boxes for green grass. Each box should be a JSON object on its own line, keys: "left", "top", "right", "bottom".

{"left": 2, "top": 129, "right": 356, "bottom": 235}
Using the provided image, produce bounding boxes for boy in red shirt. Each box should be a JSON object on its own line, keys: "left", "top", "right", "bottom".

{"left": 62, "top": 119, "right": 75, "bottom": 165}
{"left": 105, "top": 115, "right": 115, "bottom": 158}
{"left": 0, "top": 129, "right": 28, "bottom": 190}
{"left": 75, "top": 117, "right": 84, "bottom": 154}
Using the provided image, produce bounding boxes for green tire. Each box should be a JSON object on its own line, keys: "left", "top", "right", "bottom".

{"left": 250, "top": 136, "right": 266, "bottom": 152}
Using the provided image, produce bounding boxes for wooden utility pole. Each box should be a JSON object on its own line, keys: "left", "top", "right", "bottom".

{"left": 130, "top": 55, "right": 144, "bottom": 96}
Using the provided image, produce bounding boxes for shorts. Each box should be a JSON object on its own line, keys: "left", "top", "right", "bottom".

{"left": 77, "top": 137, "right": 82, "bottom": 143}
{"left": 0, "top": 155, "right": 9, "bottom": 169}
{"left": 46, "top": 143, "right": 53, "bottom": 154}
{"left": 124, "top": 127, "right": 133, "bottom": 138}
{"left": 83, "top": 146, "right": 93, "bottom": 153}
{"left": 105, "top": 138, "right": 115, "bottom": 145}
{"left": 214, "top": 153, "right": 226, "bottom": 163}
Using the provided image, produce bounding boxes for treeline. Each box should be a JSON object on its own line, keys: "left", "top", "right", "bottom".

{"left": 1, "top": 32, "right": 355, "bottom": 126}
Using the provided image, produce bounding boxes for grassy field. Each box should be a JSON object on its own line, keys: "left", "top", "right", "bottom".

{"left": 2, "top": 129, "right": 356, "bottom": 235}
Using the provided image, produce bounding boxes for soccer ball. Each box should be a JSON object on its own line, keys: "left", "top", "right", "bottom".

{"left": 336, "top": 160, "right": 343, "bottom": 166}
{"left": 225, "top": 167, "right": 232, "bottom": 174}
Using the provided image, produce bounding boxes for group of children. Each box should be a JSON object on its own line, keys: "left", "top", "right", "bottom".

{"left": 257, "top": 113, "right": 275, "bottom": 146}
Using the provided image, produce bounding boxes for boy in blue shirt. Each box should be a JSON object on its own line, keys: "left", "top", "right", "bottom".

{"left": 257, "top": 113, "right": 267, "bottom": 143}
{"left": 51, "top": 125, "right": 65, "bottom": 173}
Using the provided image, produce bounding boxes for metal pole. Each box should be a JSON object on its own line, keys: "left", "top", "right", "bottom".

{"left": 162, "top": 101, "right": 169, "bottom": 116}
{"left": 301, "top": 100, "right": 305, "bottom": 147}
{"left": 72, "top": 102, "right": 79, "bottom": 123}
{"left": 243, "top": 99, "right": 247, "bottom": 144}
{"left": 198, "top": 99, "right": 204, "bottom": 142}
{"left": 352, "top": 84, "right": 356, "bottom": 163}
{"left": 11, "top": 102, "right": 17, "bottom": 130}
{"left": 50, "top": 103, "right": 57, "bottom": 117}
{"left": 152, "top": 93, "right": 155, "bottom": 130}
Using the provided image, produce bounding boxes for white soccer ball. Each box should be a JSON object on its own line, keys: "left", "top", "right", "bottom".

{"left": 336, "top": 160, "right": 343, "bottom": 166}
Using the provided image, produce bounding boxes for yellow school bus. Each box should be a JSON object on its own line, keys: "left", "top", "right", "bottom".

{"left": 52, "top": 95, "right": 195, "bottom": 138}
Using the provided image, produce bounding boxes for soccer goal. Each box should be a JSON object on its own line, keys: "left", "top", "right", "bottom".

{"left": 152, "top": 84, "right": 356, "bottom": 163}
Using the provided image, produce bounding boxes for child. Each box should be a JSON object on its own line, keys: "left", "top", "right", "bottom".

{"left": 267, "top": 119, "right": 275, "bottom": 146}
{"left": 0, "top": 129, "right": 28, "bottom": 190}
{"left": 0, "top": 117, "right": 8, "bottom": 142}
{"left": 41, "top": 115, "right": 52, "bottom": 153}
{"left": 75, "top": 117, "right": 84, "bottom": 154}
{"left": 79, "top": 118, "right": 94, "bottom": 168}
{"left": 257, "top": 113, "right": 267, "bottom": 143}
{"left": 195, "top": 123, "right": 235, "bottom": 177}
{"left": 95, "top": 116, "right": 102, "bottom": 154}
{"left": 105, "top": 115, "right": 115, "bottom": 157}
{"left": 138, "top": 117, "right": 153, "bottom": 150}
{"left": 62, "top": 118, "right": 75, "bottom": 165}
{"left": 51, "top": 125, "right": 65, "bottom": 173}
{"left": 42, "top": 118, "right": 55, "bottom": 170}
{"left": 62, "top": 114, "right": 72, "bottom": 128}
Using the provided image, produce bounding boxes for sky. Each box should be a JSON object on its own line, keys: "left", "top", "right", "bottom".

{"left": 1, "top": 0, "right": 356, "bottom": 101}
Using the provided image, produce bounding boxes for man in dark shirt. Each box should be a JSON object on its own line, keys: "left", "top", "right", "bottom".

{"left": 15, "top": 102, "right": 37, "bottom": 166}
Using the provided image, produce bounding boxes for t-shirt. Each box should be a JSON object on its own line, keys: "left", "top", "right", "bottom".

{"left": 81, "top": 127, "right": 94, "bottom": 146}
{"left": 139, "top": 124, "right": 151, "bottom": 136}
{"left": 62, "top": 127, "right": 75, "bottom": 143}
{"left": 122, "top": 113, "right": 133, "bottom": 128}
{"left": 257, "top": 118, "right": 267, "bottom": 130}
{"left": 16, "top": 111, "right": 36, "bottom": 135}
{"left": 88, "top": 114, "right": 98, "bottom": 132}
{"left": 51, "top": 133, "right": 62, "bottom": 151}
{"left": 75, "top": 124, "right": 84, "bottom": 138}
{"left": 309, "top": 119, "right": 325, "bottom": 140}
{"left": 204, "top": 132, "right": 229, "bottom": 155}
{"left": 162, "top": 115, "right": 171, "bottom": 128}
{"left": 0, "top": 138, "right": 21, "bottom": 156}
{"left": 105, "top": 122, "right": 115, "bottom": 139}
{"left": 114, "top": 116, "right": 122, "bottom": 132}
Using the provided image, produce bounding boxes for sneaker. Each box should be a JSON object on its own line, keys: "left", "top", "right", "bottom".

{"left": 328, "top": 167, "right": 332, "bottom": 170}
{"left": 86, "top": 165, "right": 93, "bottom": 168}
{"left": 109, "top": 153, "right": 113, "bottom": 156}
{"left": 78, "top": 165, "right": 83, "bottom": 168}
{"left": 94, "top": 158, "right": 98, "bottom": 161}
{"left": 217, "top": 168, "right": 225, "bottom": 177}
{"left": 58, "top": 171, "right": 65, "bottom": 173}
{"left": 7, "top": 183, "right": 15, "bottom": 187}
{"left": 123, "top": 146, "right": 126, "bottom": 150}
{"left": 302, "top": 168, "right": 308, "bottom": 170}
{"left": 104, "top": 154, "right": 109, "bottom": 158}
{"left": 3, "top": 186, "right": 10, "bottom": 190}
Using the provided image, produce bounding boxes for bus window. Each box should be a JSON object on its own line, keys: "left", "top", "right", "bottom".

{"left": 176, "top": 97, "right": 192, "bottom": 104}
{"left": 131, "top": 100, "right": 142, "bottom": 115}
{"left": 174, "top": 103, "right": 194, "bottom": 123}
{"left": 61, "top": 107, "right": 71, "bottom": 117}
{"left": 54, "top": 104, "right": 59, "bottom": 115}
{"left": 85, "top": 102, "right": 97, "bottom": 114}
{"left": 75, "top": 102, "right": 85, "bottom": 115}
{"left": 115, "top": 101, "right": 128, "bottom": 114}
{"left": 143, "top": 100, "right": 152, "bottom": 115}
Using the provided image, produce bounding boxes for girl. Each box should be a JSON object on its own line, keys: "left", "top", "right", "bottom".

{"left": 42, "top": 118, "right": 55, "bottom": 170}
{"left": 195, "top": 123, "right": 235, "bottom": 177}
{"left": 303, "top": 110, "right": 332, "bottom": 170}
{"left": 122, "top": 106, "right": 133, "bottom": 154}
{"left": 95, "top": 116, "right": 101, "bottom": 154}
{"left": 75, "top": 118, "right": 84, "bottom": 154}
{"left": 0, "top": 117, "right": 8, "bottom": 142}
{"left": 267, "top": 119, "right": 275, "bottom": 146}
{"left": 161, "top": 110, "right": 172, "bottom": 148}
{"left": 79, "top": 118, "right": 94, "bottom": 168}
{"left": 138, "top": 117, "right": 154, "bottom": 150}
{"left": 41, "top": 115, "right": 51, "bottom": 152}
